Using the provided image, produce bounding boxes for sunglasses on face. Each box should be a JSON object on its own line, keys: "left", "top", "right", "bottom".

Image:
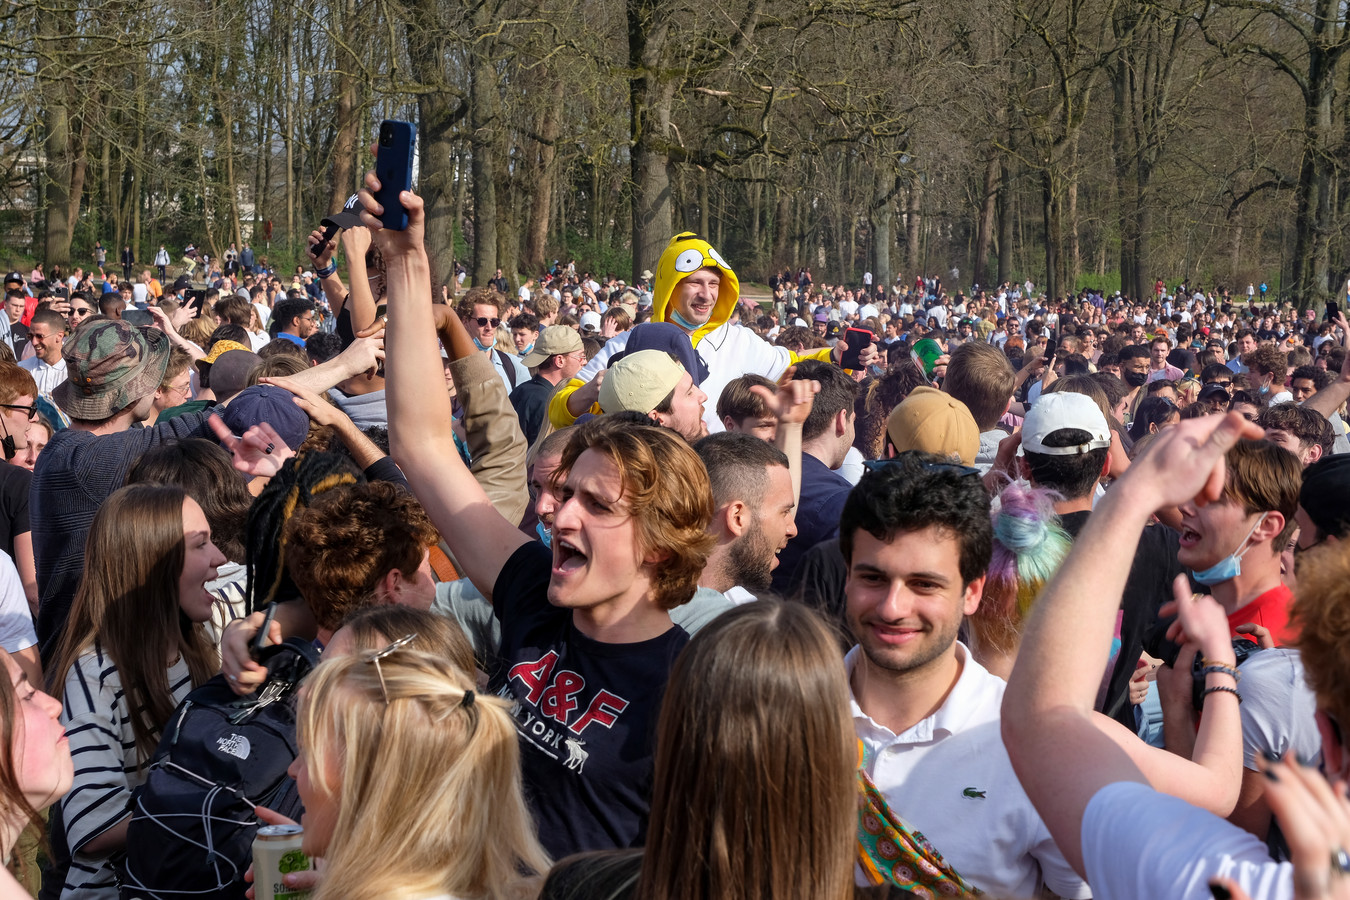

{"left": 70, "top": 308, "right": 91, "bottom": 318}
{"left": 0, "top": 404, "right": 37, "bottom": 421}
{"left": 474, "top": 317, "right": 502, "bottom": 329}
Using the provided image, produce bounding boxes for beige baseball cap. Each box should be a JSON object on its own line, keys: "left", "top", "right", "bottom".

{"left": 598, "top": 349, "right": 686, "bottom": 415}
{"left": 521, "top": 325, "right": 584, "bottom": 368}
{"left": 885, "top": 386, "right": 980, "bottom": 465}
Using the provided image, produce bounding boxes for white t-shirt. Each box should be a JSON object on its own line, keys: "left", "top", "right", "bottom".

{"left": 1239, "top": 649, "right": 1321, "bottom": 770}
{"left": 849, "top": 644, "right": 1089, "bottom": 899}
{"left": 0, "top": 551, "right": 35, "bottom": 653}
{"left": 1082, "top": 781, "right": 1291, "bottom": 900}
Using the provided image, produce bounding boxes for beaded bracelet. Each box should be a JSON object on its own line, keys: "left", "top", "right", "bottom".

{"left": 1203, "top": 685, "right": 1242, "bottom": 704}
{"left": 1199, "top": 662, "right": 1242, "bottom": 682}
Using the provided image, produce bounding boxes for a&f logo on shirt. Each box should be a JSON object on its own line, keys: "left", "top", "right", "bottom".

{"left": 506, "top": 651, "right": 629, "bottom": 773}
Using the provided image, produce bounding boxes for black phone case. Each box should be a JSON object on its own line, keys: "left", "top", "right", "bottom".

{"left": 375, "top": 120, "right": 417, "bottom": 231}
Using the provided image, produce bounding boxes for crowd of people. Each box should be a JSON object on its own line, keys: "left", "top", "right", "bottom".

{"left": 0, "top": 171, "right": 1346, "bottom": 900}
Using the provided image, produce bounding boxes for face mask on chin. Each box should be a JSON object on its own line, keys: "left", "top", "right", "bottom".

{"left": 1191, "top": 513, "right": 1268, "bottom": 587}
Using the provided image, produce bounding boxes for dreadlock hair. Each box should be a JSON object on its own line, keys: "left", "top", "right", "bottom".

{"left": 244, "top": 450, "right": 361, "bottom": 614}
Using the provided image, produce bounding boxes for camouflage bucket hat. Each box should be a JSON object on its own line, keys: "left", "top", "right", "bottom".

{"left": 54, "top": 319, "right": 170, "bottom": 420}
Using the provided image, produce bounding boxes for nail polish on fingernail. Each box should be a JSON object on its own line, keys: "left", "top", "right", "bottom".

{"left": 1261, "top": 749, "right": 1281, "bottom": 763}
{"left": 1263, "top": 769, "right": 1279, "bottom": 782}
{"left": 1210, "top": 883, "right": 1233, "bottom": 900}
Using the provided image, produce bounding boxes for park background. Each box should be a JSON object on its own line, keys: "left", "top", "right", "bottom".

{"left": 1, "top": 0, "right": 1347, "bottom": 304}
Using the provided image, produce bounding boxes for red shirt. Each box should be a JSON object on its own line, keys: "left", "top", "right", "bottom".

{"left": 1227, "top": 583, "right": 1297, "bottom": 646}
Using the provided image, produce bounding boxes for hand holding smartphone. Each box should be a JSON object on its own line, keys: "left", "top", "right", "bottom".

{"left": 840, "top": 327, "right": 873, "bottom": 370}
{"left": 374, "top": 120, "right": 417, "bottom": 231}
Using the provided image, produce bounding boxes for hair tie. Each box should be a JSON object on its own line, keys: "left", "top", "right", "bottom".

{"left": 460, "top": 690, "right": 475, "bottom": 709}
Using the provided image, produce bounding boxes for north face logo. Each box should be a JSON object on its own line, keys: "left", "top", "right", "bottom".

{"left": 216, "top": 733, "right": 251, "bottom": 760}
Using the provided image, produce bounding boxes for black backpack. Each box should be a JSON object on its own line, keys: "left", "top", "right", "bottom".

{"left": 117, "top": 639, "right": 320, "bottom": 900}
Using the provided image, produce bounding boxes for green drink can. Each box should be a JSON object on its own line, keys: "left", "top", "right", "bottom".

{"left": 252, "top": 823, "right": 311, "bottom": 900}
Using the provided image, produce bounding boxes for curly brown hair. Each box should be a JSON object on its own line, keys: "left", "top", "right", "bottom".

{"left": 1290, "top": 544, "right": 1350, "bottom": 737}
{"left": 284, "top": 482, "right": 439, "bottom": 632}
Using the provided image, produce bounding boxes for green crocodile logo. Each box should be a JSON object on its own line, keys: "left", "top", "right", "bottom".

{"left": 962, "top": 787, "right": 986, "bottom": 799}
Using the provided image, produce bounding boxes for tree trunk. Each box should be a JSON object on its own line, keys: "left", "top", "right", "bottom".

{"left": 1041, "top": 169, "right": 1064, "bottom": 301}
{"left": 771, "top": 187, "right": 790, "bottom": 269}
{"left": 974, "top": 152, "right": 999, "bottom": 288}
{"left": 328, "top": 0, "right": 360, "bottom": 216}
{"left": 628, "top": 0, "right": 676, "bottom": 282}
{"left": 1067, "top": 133, "right": 1081, "bottom": 287}
{"left": 905, "top": 174, "right": 922, "bottom": 272}
{"left": 42, "top": 101, "right": 73, "bottom": 266}
{"left": 996, "top": 163, "right": 1013, "bottom": 286}
{"left": 523, "top": 77, "right": 563, "bottom": 275}
{"left": 468, "top": 18, "right": 499, "bottom": 288}
{"left": 872, "top": 168, "right": 896, "bottom": 290}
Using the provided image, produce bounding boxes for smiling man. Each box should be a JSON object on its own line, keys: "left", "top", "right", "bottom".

{"left": 549, "top": 232, "right": 871, "bottom": 433}
{"left": 841, "top": 453, "right": 1089, "bottom": 900}
{"left": 19, "top": 309, "right": 69, "bottom": 397}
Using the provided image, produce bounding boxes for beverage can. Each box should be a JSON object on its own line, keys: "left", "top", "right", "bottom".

{"left": 252, "top": 823, "right": 311, "bottom": 900}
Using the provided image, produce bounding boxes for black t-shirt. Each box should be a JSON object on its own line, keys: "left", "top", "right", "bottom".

{"left": 490, "top": 542, "right": 689, "bottom": 859}
{"left": 1060, "top": 511, "right": 1185, "bottom": 729}
{"left": 0, "top": 464, "right": 29, "bottom": 558}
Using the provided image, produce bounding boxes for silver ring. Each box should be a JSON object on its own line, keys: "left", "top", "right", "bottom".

{"left": 227, "top": 673, "right": 238, "bottom": 682}
{"left": 1333, "top": 847, "right": 1350, "bottom": 875}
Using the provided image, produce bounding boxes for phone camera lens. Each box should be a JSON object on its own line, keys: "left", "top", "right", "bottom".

{"left": 380, "top": 129, "right": 391, "bottom": 146}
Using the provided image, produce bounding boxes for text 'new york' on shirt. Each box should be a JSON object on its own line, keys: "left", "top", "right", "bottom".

{"left": 489, "top": 541, "right": 689, "bottom": 860}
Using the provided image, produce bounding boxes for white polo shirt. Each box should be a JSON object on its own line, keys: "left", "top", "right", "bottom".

{"left": 848, "top": 643, "right": 1090, "bottom": 899}
{"left": 19, "top": 356, "right": 67, "bottom": 397}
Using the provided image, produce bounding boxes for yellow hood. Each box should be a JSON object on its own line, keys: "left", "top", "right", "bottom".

{"left": 651, "top": 232, "right": 741, "bottom": 346}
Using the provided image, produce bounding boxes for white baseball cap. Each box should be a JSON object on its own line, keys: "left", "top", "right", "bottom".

{"left": 1021, "top": 392, "right": 1111, "bottom": 456}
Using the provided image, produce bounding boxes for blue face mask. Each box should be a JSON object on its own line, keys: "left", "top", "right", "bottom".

{"left": 520, "top": 342, "right": 534, "bottom": 356}
{"left": 669, "top": 308, "right": 703, "bottom": 332}
{"left": 473, "top": 336, "right": 493, "bottom": 352}
{"left": 535, "top": 521, "right": 552, "bottom": 548}
{"left": 1191, "top": 513, "right": 1267, "bottom": 586}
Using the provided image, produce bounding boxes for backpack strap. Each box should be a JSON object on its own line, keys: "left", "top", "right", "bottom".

{"left": 496, "top": 349, "right": 518, "bottom": 389}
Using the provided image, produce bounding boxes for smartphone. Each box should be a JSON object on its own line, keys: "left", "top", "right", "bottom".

{"left": 309, "top": 222, "right": 340, "bottom": 259}
{"left": 840, "top": 327, "right": 873, "bottom": 369}
{"left": 1327, "top": 300, "right": 1340, "bottom": 321}
{"left": 374, "top": 120, "right": 417, "bottom": 231}
{"left": 1042, "top": 335, "right": 1058, "bottom": 364}
{"left": 249, "top": 602, "right": 279, "bottom": 663}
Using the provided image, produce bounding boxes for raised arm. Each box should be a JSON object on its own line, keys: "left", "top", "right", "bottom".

{"left": 1002, "top": 412, "right": 1263, "bottom": 876}
{"left": 754, "top": 370, "right": 818, "bottom": 508}
{"left": 280, "top": 329, "right": 385, "bottom": 395}
{"left": 1303, "top": 311, "right": 1349, "bottom": 420}
{"left": 359, "top": 174, "right": 529, "bottom": 601}
{"left": 336, "top": 225, "right": 380, "bottom": 333}
{"left": 306, "top": 229, "right": 348, "bottom": 321}
{"left": 435, "top": 306, "right": 529, "bottom": 525}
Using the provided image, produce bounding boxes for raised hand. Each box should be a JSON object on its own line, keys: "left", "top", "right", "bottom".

{"left": 1119, "top": 413, "right": 1263, "bottom": 513}
{"left": 752, "top": 368, "right": 818, "bottom": 427}
{"left": 208, "top": 415, "right": 295, "bottom": 479}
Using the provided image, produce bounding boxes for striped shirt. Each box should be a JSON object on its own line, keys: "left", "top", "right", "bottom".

{"left": 55, "top": 649, "right": 193, "bottom": 900}
{"left": 32, "top": 412, "right": 213, "bottom": 659}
